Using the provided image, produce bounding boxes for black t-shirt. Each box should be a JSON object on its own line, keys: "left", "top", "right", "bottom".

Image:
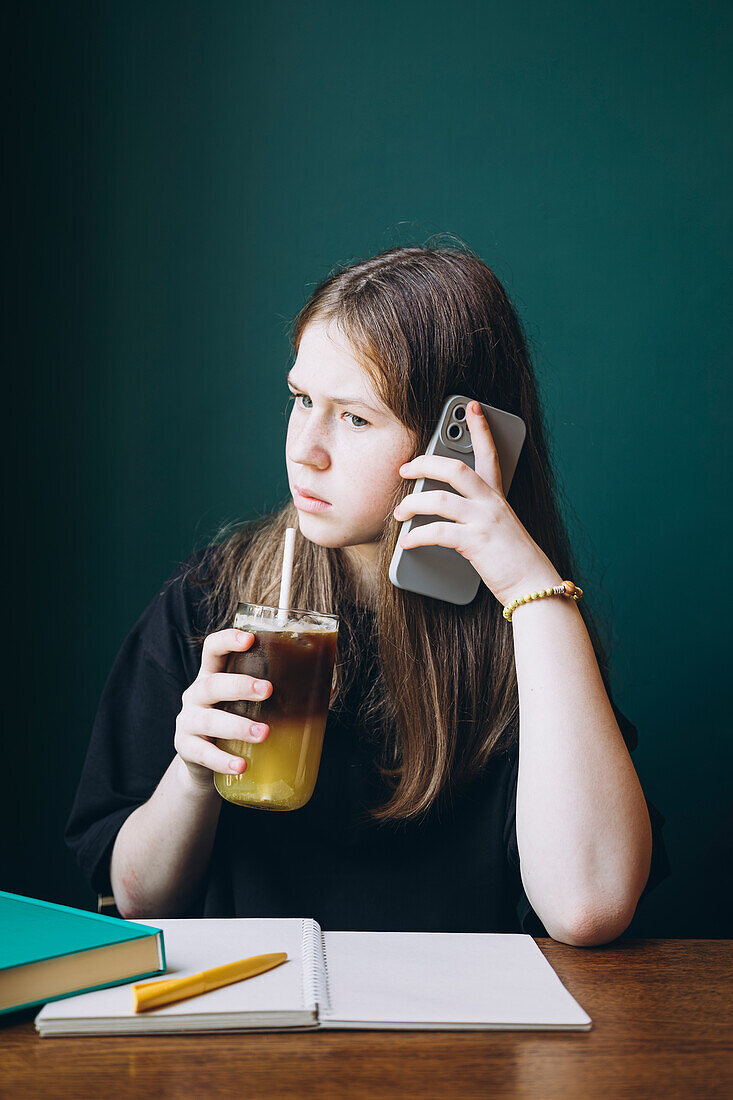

{"left": 65, "top": 552, "right": 670, "bottom": 933}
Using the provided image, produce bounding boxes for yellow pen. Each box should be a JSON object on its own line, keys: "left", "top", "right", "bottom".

{"left": 131, "top": 951, "right": 288, "bottom": 1012}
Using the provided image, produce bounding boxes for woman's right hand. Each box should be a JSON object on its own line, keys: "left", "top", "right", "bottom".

{"left": 174, "top": 629, "right": 272, "bottom": 790}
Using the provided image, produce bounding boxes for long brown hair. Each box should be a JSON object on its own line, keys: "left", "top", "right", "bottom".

{"left": 185, "top": 242, "right": 612, "bottom": 825}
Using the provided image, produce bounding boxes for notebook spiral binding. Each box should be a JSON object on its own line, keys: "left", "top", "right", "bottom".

{"left": 300, "top": 919, "right": 331, "bottom": 1016}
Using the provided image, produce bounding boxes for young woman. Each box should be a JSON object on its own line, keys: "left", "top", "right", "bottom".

{"left": 66, "top": 244, "right": 669, "bottom": 945}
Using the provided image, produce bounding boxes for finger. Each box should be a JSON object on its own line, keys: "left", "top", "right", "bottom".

{"left": 175, "top": 729, "right": 248, "bottom": 775}
{"left": 399, "top": 454, "right": 488, "bottom": 498}
{"left": 193, "top": 672, "right": 272, "bottom": 706}
{"left": 394, "top": 489, "right": 468, "bottom": 523}
{"left": 181, "top": 704, "right": 269, "bottom": 743}
{"left": 464, "top": 401, "right": 504, "bottom": 494}
{"left": 201, "top": 629, "right": 254, "bottom": 674}
{"left": 399, "top": 520, "right": 464, "bottom": 552}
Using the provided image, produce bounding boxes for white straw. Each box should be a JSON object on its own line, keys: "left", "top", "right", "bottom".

{"left": 277, "top": 527, "right": 296, "bottom": 625}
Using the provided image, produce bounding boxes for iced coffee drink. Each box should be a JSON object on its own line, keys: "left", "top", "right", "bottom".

{"left": 214, "top": 603, "right": 339, "bottom": 810}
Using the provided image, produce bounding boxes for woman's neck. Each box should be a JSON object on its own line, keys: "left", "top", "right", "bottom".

{"left": 342, "top": 543, "right": 379, "bottom": 608}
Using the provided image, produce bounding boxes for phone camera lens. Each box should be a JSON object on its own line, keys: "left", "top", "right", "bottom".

{"left": 453, "top": 405, "right": 466, "bottom": 421}
{"left": 447, "top": 423, "right": 462, "bottom": 440}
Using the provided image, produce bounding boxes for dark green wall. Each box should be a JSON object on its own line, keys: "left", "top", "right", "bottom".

{"left": 7, "top": 1, "right": 731, "bottom": 935}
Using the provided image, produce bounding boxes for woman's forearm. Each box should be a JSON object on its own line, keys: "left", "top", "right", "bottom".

{"left": 110, "top": 755, "right": 222, "bottom": 918}
{"left": 509, "top": 571, "right": 653, "bottom": 946}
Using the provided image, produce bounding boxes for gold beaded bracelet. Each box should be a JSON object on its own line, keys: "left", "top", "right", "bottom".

{"left": 502, "top": 580, "right": 583, "bottom": 622}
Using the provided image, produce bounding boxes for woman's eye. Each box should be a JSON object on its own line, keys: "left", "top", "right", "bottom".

{"left": 289, "top": 392, "right": 369, "bottom": 429}
{"left": 344, "top": 412, "right": 369, "bottom": 429}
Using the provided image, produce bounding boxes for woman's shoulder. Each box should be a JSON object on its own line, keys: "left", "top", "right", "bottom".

{"left": 148, "top": 546, "right": 212, "bottom": 623}
{"left": 123, "top": 546, "right": 218, "bottom": 683}
{"left": 136, "top": 520, "right": 270, "bottom": 668}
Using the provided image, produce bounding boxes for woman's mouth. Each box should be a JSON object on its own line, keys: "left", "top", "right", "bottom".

{"left": 292, "top": 485, "right": 332, "bottom": 512}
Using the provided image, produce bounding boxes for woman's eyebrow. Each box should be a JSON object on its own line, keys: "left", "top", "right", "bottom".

{"left": 286, "top": 373, "right": 380, "bottom": 413}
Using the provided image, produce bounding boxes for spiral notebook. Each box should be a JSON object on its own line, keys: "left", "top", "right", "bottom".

{"left": 35, "top": 918, "right": 591, "bottom": 1036}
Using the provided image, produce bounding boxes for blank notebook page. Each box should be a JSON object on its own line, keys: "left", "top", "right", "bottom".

{"left": 319, "top": 931, "right": 591, "bottom": 1030}
{"left": 35, "top": 918, "right": 311, "bottom": 1026}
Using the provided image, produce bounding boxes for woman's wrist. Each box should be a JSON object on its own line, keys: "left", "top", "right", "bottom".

{"left": 173, "top": 752, "right": 220, "bottom": 802}
{"left": 497, "top": 566, "right": 565, "bottom": 611}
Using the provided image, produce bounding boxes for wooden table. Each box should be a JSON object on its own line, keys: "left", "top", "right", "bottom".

{"left": 2, "top": 940, "right": 731, "bottom": 1098}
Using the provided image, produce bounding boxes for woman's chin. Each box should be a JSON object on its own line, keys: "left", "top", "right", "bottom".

{"left": 295, "top": 518, "right": 364, "bottom": 551}
{"left": 295, "top": 517, "right": 341, "bottom": 546}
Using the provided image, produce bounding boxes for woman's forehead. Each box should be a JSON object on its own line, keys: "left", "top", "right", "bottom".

{"left": 293, "top": 322, "right": 385, "bottom": 409}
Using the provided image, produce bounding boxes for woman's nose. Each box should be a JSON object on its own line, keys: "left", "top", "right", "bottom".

{"left": 286, "top": 418, "right": 330, "bottom": 469}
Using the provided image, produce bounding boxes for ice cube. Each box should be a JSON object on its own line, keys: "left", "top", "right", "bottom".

{"left": 260, "top": 780, "right": 295, "bottom": 803}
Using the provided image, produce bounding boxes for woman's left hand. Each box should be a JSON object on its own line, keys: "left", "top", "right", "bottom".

{"left": 393, "top": 401, "right": 563, "bottom": 608}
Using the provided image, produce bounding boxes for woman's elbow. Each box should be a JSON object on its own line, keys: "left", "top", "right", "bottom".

{"left": 549, "top": 896, "right": 640, "bottom": 947}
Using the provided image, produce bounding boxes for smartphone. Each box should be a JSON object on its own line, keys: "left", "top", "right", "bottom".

{"left": 388, "top": 394, "right": 527, "bottom": 604}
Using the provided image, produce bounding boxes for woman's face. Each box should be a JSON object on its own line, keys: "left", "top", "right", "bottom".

{"left": 285, "top": 320, "right": 416, "bottom": 562}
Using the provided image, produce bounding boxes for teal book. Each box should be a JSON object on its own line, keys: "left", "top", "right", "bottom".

{"left": 0, "top": 891, "right": 166, "bottom": 1015}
